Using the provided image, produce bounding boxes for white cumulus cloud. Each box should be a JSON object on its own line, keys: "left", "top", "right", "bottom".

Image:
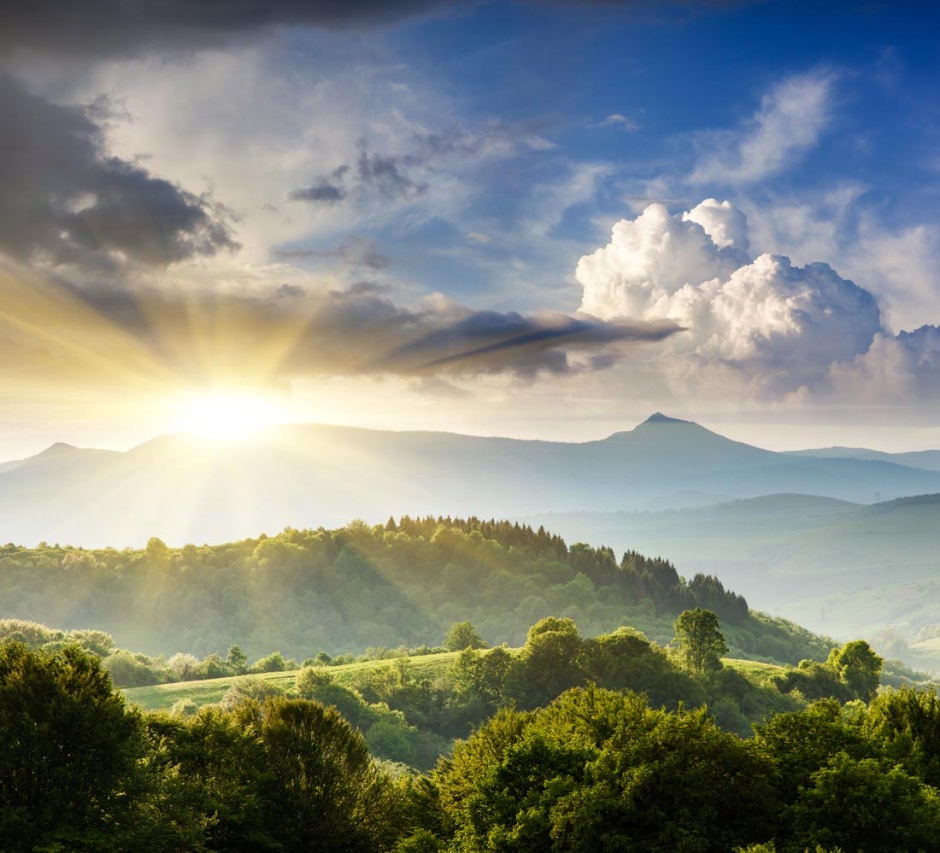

{"left": 577, "top": 199, "right": 887, "bottom": 396}
{"left": 827, "top": 325, "right": 940, "bottom": 402}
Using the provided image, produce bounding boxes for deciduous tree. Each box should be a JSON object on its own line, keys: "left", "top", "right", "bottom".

{"left": 673, "top": 608, "right": 728, "bottom": 676}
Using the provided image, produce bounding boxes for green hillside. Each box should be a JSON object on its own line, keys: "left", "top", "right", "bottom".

{"left": 0, "top": 516, "right": 829, "bottom": 667}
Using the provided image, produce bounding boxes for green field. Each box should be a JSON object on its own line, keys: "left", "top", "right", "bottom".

{"left": 123, "top": 650, "right": 464, "bottom": 711}
{"left": 124, "top": 651, "right": 780, "bottom": 712}
{"left": 723, "top": 657, "right": 786, "bottom": 684}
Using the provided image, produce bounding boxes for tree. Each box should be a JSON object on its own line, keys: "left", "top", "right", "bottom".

{"left": 258, "top": 698, "right": 398, "bottom": 852}
{"left": 673, "top": 608, "right": 728, "bottom": 676}
{"left": 772, "top": 659, "right": 855, "bottom": 703}
{"left": 220, "top": 675, "right": 285, "bottom": 711}
{"left": 754, "top": 699, "right": 873, "bottom": 804}
{"left": 450, "top": 645, "right": 514, "bottom": 707}
{"left": 478, "top": 645, "right": 514, "bottom": 705}
{"left": 227, "top": 644, "right": 248, "bottom": 675}
{"left": 146, "top": 536, "right": 170, "bottom": 563}
{"left": 789, "top": 752, "right": 940, "bottom": 853}
{"left": 827, "top": 640, "right": 882, "bottom": 702}
{"left": 437, "top": 687, "right": 778, "bottom": 853}
{"left": 146, "top": 705, "right": 278, "bottom": 851}
{"left": 864, "top": 686, "right": 940, "bottom": 786}
{"left": 0, "top": 642, "right": 143, "bottom": 850}
{"left": 295, "top": 664, "right": 333, "bottom": 698}
{"left": 510, "top": 616, "right": 584, "bottom": 708}
{"left": 444, "top": 621, "right": 487, "bottom": 652}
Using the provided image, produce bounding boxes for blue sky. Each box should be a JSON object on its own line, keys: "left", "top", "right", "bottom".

{"left": 0, "top": 0, "right": 938, "bottom": 456}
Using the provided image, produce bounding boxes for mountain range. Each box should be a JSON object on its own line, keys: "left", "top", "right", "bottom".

{"left": 1, "top": 413, "right": 939, "bottom": 549}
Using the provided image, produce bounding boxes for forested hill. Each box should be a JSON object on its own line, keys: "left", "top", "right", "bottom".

{"left": 0, "top": 516, "right": 828, "bottom": 663}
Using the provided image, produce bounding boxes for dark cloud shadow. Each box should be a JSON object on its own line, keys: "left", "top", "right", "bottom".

{"left": 0, "top": 73, "right": 235, "bottom": 271}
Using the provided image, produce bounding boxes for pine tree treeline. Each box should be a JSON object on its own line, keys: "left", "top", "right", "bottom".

{"left": 394, "top": 515, "right": 749, "bottom": 623}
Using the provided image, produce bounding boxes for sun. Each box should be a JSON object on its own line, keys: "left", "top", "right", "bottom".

{"left": 170, "top": 391, "right": 290, "bottom": 442}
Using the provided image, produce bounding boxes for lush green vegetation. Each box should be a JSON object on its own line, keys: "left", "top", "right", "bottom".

{"left": 0, "top": 517, "right": 829, "bottom": 666}
{"left": 120, "top": 611, "right": 905, "bottom": 771}
{"left": 3, "top": 518, "right": 935, "bottom": 850}
{"left": 3, "top": 638, "right": 940, "bottom": 853}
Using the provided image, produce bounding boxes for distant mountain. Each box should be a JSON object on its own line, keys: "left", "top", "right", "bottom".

{"left": 525, "top": 492, "right": 940, "bottom": 664}
{"left": 787, "top": 446, "right": 940, "bottom": 473}
{"left": 1, "top": 413, "right": 939, "bottom": 549}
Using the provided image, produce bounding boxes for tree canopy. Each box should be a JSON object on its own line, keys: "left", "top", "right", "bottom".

{"left": 673, "top": 608, "right": 729, "bottom": 676}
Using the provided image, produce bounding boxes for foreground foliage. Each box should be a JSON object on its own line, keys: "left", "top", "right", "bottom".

{"left": 2, "top": 642, "right": 938, "bottom": 853}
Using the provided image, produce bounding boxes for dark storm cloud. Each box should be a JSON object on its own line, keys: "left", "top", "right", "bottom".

{"left": 375, "top": 309, "right": 680, "bottom": 376}
{"left": 0, "top": 73, "right": 235, "bottom": 270}
{"left": 0, "top": 1, "right": 453, "bottom": 58}
{"left": 0, "top": 0, "right": 759, "bottom": 61}
{"left": 65, "top": 282, "right": 681, "bottom": 380}
{"left": 282, "top": 291, "right": 682, "bottom": 377}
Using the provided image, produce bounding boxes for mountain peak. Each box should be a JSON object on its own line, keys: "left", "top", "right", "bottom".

{"left": 35, "top": 442, "right": 80, "bottom": 458}
{"left": 639, "top": 412, "right": 693, "bottom": 427}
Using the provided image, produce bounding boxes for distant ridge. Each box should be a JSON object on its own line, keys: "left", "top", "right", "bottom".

{"left": 524, "top": 489, "right": 940, "bottom": 659}
{"left": 788, "top": 445, "right": 940, "bottom": 473}
{"left": 0, "top": 415, "right": 938, "bottom": 548}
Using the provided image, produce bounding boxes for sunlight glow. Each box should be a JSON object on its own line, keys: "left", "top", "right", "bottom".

{"left": 171, "top": 391, "right": 290, "bottom": 442}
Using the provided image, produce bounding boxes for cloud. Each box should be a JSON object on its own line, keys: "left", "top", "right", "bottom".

{"left": 291, "top": 145, "right": 429, "bottom": 207}
{"left": 577, "top": 201, "right": 742, "bottom": 319}
{"left": 289, "top": 176, "right": 348, "bottom": 205}
{"left": 577, "top": 199, "right": 889, "bottom": 395}
{"left": 373, "top": 306, "right": 679, "bottom": 376}
{"left": 0, "top": 1, "right": 451, "bottom": 59}
{"left": 827, "top": 326, "right": 940, "bottom": 403}
{"left": 274, "top": 283, "right": 307, "bottom": 299}
{"left": 600, "top": 113, "right": 639, "bottom": 131}
{"left": 0, "top": 72, "right": 235, "bottom": 272}
{"left": 740, "top": 186, "right": 940, "bottom": 334}
{"left": 690, "top": 69, "right": 837, "bottom": 185}
{"left": 0, "top": 0, "right": 762, "bottom": 60}
{"left": 275, "top": 237, "right": 391, "bottom": 270}
{"left": 0, "top": 263, "right": 680, "bottom": 390}
{"left": 290, "top": 133, "right": 521, "bottom": 209}
{"left": 229, "top": 289, "right": 679, "bottom": 379}
{"left": 681, "top": 197, "right": 748, "bottom": 252}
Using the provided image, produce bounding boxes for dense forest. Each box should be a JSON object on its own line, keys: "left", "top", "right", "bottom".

{"left": 3, "top": 518, "right": 936, "bottom": 850}
{"left": 0, "top": 516, "right": 824, "bottom": 664}
{"left": 3, "top": 637, "right": 940, "bottom": 853}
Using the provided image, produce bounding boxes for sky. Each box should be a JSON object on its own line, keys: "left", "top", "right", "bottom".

{"left": 0, "top": 0, "right": 939, "bottom": 458}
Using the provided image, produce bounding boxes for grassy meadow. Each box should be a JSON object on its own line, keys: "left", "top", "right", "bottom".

{"left": 123, "top": 650, "right": 465, "bottom": 711}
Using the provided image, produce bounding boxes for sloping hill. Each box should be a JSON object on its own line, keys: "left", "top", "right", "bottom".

{"left": 526, "top": 493, "right": 940, "bottom": 654}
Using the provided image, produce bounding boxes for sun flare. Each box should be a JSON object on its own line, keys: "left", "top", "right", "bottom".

{"left": 170, "top": 391, "right": 290, "bottom": 442}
